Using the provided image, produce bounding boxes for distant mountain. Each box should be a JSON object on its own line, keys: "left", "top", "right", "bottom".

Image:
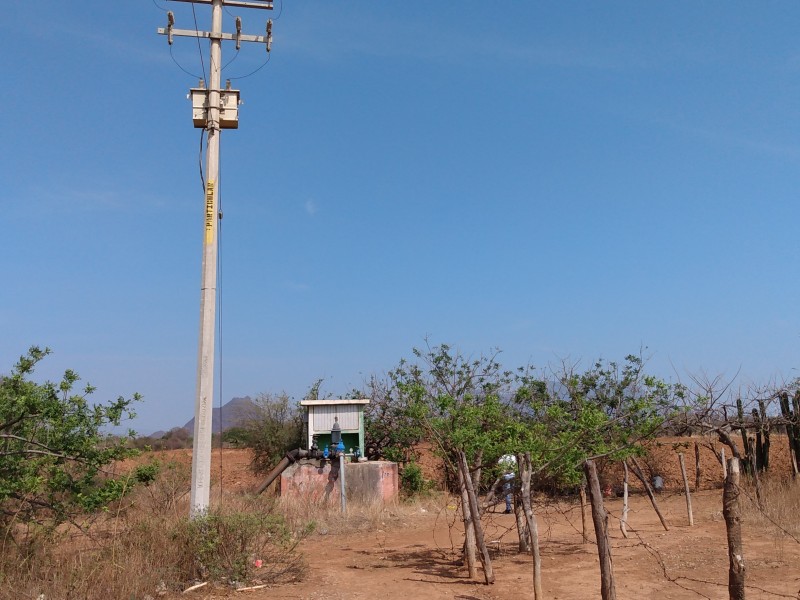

{"left": 148, "top": 396, "right": 257, "bottom": 438}
{"left": 182, "top": 396, "right": 257, "bottom": 434}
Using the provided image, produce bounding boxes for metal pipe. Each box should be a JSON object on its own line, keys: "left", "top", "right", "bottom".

{"left": 339, "top": 452, "right": 347, "bottom": 513}
{"left": 255, "top": 448, "right": 313, "bottom": 495}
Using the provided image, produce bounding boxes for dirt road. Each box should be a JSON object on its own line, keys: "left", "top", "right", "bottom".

{"left": 184, "top": 486, "right": 798, "bottom": 600}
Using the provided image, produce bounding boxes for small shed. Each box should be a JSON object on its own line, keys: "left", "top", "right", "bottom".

{"left": 300, "top": 399, "right": 369, "bottom": 455}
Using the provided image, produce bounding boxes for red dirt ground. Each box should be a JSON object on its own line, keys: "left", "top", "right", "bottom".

{"left": 146, "top": 440, "right": 800, "bottom": 600}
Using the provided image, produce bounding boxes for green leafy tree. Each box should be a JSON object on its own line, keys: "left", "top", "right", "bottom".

{"left": 244, "top": 392, "right": 304, "bottom": 474}
{"left": 0, "top": 347, "right": 139, "bottom": 535}
{"left": 513, "top": 354, "right": 682, "bottom": 488}
{"left": 388, "top": 343, "right": 518, "bottom": 489}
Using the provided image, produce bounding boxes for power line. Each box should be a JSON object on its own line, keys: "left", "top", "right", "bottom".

{"left": 190, "top": 3, "right": 208, "bottom": 82}
{"left": 170, "top": 44, "right": 203, "bottom": 80}
{"left": 228, "top": 52, "right": 270, "bottom": 80}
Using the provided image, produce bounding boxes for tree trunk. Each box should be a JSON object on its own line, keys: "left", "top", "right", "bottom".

{"left": 721, "top": 447, "right": 728, "bottom": 479}
{"left": 717, "top": 429, "right": 742, "bottom": 460}
{"left": 736, "top": 397, "right": 752, "bottom": 474}
{"left": 628, "top": 457, "right": 670, "bottom": 531}
{"left": 457, "top": 461, "right": 477, "bottom": 579}
{"left": 694, "top": 442, "right": 701, "bottom": 491}
{"left": 758, "top": 399, "right": 770, "bottom": 471}
{"left": 458, "top": 451, "right": 495, "bottom": 584}
{"left": 515, "top": 494, "right": 531, "bottom": 552}
{"left": 752, "top": 408, "right": 764, "bottom": 472}
{"left": 723, "top": 457, "right": 745, "bottom": 600}
{"left": 515, "top": 454, "right": 530, "bottom": 553}
{"left": 678, "top": 453, "right": 693, "bottom": 526}
{"left": 520, "top": 453, "right": 543, "bottom": 599}
{"left": 579, "top": 480, "right": 589, "bottom": 544}
{"left": 472, "top": 448, "right": 484, "bottom": 512}
{"left": 619, "top": 461, "right": 629, "bottom": 539}
{"left": 780, "top": 392, "right": 800, "bottom": 477}
{"left": 584, "top": 460, "right": 617, "bottom": 600}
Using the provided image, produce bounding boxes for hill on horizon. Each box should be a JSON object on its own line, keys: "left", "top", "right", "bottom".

{"left": 149, "top": 396, "right": 256, "bottom": 438}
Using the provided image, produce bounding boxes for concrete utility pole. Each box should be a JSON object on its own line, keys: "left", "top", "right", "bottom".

{"left": 157, "top": 0, "right": 273, "bottom": 518}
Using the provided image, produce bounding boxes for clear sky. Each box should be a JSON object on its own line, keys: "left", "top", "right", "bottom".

{"left": 3, "top": 1, "right": 799, "bottom": 434}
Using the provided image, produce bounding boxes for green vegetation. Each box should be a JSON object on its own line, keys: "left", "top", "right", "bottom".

{"left": 241, "top": 392, "right": 304, "bottom": 474}
{"left": 0, "top": 346, "right": 140, "bottom": 538}
{"left": 364, "top": 345, "right": 681, "bottom": 493}
{"left": 399, "top": 461, "right": 430, "bottom": 496}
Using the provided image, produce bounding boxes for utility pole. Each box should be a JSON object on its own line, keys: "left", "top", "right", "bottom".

{"left": 157, "top": 0, "right": 273, "bottom": 518}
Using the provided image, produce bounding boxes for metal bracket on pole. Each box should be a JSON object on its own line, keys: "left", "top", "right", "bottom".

{"left": 157, "top": 27, "right": 269, "bottom": 44}
{"left": 167, "top": 0, "right": 273, "bottom": 9}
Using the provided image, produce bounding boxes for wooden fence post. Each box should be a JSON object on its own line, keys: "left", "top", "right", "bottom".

{"left": 678, "top": 453, "right": 693, "bottom": 526}
{"left": 584, "top": 460, "right": 617, "bottom": 600}
{"left": 580, "top": 480, "right": 589, "bottom": 544}
{"left": 456, "top": 460, "right": 477, "bottom": 579}
{"left": 723, "top": 457, "right": 745, "bottom": 600}
{"left": 521, "top": 453, "right": 543, "bottom": 600}
{"left": 694, "top": 442, "right": 701, "bottom": 491}
{"left": 628, "top": 457, "right": 670, "bottom": 531}
{"left": 619, "top": 461, "right": 629, "bottom": 539}
{"left": 458, "top": 451, "right": 495, "bottom": 585}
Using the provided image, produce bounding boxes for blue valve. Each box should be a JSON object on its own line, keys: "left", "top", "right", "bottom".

{"left": 323, "top": 445, "right": 329, "bottom": 459}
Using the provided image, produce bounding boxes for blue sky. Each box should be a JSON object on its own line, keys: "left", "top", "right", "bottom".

{"left": 3, "top": 1, "right": 799, "bottom": 433}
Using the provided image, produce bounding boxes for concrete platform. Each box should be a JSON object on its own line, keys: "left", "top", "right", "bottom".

{"left": 279, "top": 460, "right": 398, "bottom": 504}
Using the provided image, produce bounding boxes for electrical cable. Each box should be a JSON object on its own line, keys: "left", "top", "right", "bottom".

{"left": 198, "top": 129, "right": 206, "bottom": 193}
{"left": 228, "top": 52, "right": 271, "bottom": 80}
{"left": 222, "top": 48, "right": 241, "bottom": 72}
{"left": 170, "top": 44, "right": 204, "bottom": 80}
{"left": 191, "top": 3, "right": 208, "bottom": 82}
{"left": 151, "top": 0, "right": 168, "bottom": 12}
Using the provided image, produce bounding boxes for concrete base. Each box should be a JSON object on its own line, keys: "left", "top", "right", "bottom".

{"left": 280, "top": 460, "right": 398, "bottom": 505}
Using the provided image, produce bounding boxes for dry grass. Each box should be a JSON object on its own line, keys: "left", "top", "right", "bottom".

{"left": 276, "top": 489, "right": 448, "bottom": 537}
{"left": 741, "top": 473, "right": 800, "bottom": 561}
{"left": 0, "top": 459, "right": 444, "bottom": 600}
{"left": 0, "top": 460, "right": 309, "bottom": 600}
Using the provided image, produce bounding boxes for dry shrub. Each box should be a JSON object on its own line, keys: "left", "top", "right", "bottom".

{"left": 0, "top": 461, "right": 310, "bottom": 600}
{"left": 741, "top": 473, "right": 800, "bottom": 562}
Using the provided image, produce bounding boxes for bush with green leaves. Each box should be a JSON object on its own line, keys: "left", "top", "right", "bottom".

{"left": 242, "top": 392, "right": 304, "bottom": 474}
{"left": 517, "top": 354, "right": 682, "bottom": 488}
{"left": 399, "top": 461, "right": 430, "bottom": 496}
{"left": 0, "top": 347, "right": 139, "bottom": 537}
